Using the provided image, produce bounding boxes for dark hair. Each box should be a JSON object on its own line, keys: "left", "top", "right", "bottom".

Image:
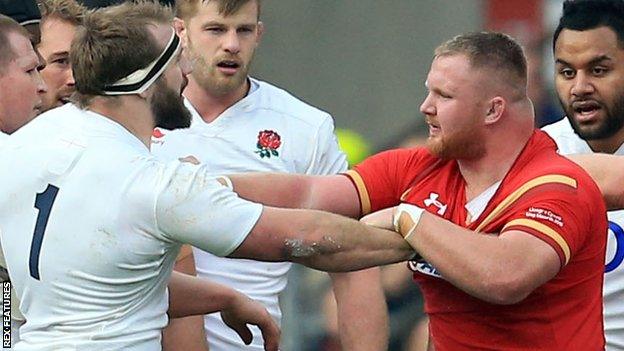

{"left": 554, "top": 0, "right": 624, "bottom": 49}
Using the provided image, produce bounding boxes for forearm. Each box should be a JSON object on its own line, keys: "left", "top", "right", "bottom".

{"left": 231, "top": 208, "right": 414, "bottom": 271}
{"left": 569, "top": 154, "right": 624, "bottom": 210}
{"left": 286, "top": 211, "right": 414, "bottom": 271}
{"left": 409, "top": 213, "right": 549, "bottom": 304}
{"left": 168, "top": 271, "right": 238, "bottom": 318}
{"left": 330, "top": 268, "right": 389, "bottom": 350}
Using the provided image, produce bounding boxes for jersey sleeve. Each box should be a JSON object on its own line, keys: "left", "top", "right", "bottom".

{"left": 306, "top": 115, "right": 348, "bottom": 175}
{"left": 501, "top": 181, "right": 594, "bottom": 267}
{"left": 152, "top": 161, "right": 263, "bottom": 257}
{"left": 346, "top": 148, "right": 428, "bottom": 215}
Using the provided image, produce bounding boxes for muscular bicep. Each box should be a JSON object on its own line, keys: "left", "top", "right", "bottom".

{"left": 569, "top": 154, "right": 624, "bottom": 210}
{"left": 229, "top": 173, "right": 361, "bottom": 218}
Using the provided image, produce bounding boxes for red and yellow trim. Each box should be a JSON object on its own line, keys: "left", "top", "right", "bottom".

{"left": 503, "top": 218, "right": 571, "bottom": 265}
{"left": 345, "top": 170, "right": 372, "bottom": 215}
{"left": 475, "top": 174, "right": 577, "bottom": 232}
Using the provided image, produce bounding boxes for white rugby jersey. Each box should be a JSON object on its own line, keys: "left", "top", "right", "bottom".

{"left": 152, "top": 77, "right": 347, "bottom": 350}
{"left": 543, "top": 117, "right": 624, "bottom": 350}
{"left": 0, "top": 103, "right": 262, "bottom": 351}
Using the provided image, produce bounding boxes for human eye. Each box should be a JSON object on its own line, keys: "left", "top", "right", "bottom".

{"left": 558, "top": 67, "right": 575, "bottom": 79}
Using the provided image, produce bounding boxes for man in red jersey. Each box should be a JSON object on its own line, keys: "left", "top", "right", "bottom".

{"left": 226, "top": 31, "right": 607, "bottom": 350}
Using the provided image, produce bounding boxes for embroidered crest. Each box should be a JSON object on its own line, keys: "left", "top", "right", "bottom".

{"left": 151, "top": 128, "right": 165, "bottom": 145}
{"left": 255, "top": 130, "right": 281, "bottom": 158}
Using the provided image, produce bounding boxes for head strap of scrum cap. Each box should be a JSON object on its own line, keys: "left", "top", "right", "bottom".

{"left": 102, "top": 28, "right": 181, "bottom": 95}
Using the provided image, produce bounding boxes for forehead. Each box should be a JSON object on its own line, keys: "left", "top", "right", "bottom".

{"left": 39, "top": 18, "right": 77, "bottom": 53}
{"left": 427, "top": 54, "right": 475, "bottom": 88}
{"left": 7, "top": 31, "right": 38, "bottom": 68}
{"left": 192, "top": 0, "right": 258, "bottom": 24}
{"left": 555, "top": 27, "right": 623, "bottom": 63}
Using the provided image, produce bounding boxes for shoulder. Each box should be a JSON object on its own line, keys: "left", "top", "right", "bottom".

{"left": 541, "top": 117, "right": 590, "bottom": 154}
{"left": 252, "top": 78, "right": 333, "bottom": 128}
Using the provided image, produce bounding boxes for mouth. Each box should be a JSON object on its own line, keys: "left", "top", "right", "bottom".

{"left": 216, "top": 59, "right": 241, "bottom": 75}
{"left": 426, "top": 119, "right": 441, "bottom": 135}
{"left": 571, "top": 100, "right": 602, "bottom": 123}
{"left": 59, "top": 96, "right": 71, "bottom": 105}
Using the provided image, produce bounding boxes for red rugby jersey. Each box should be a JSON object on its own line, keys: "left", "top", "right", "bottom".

{"left": 346, "top": 130, "right": 606, "bottom": 350}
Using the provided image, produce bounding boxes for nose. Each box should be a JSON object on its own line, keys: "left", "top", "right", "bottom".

{"left": 66, "top": 68, "right": 75, "bottom": 87}
{"left": 222, "top": 30, "right": 241, "bottom": 54}
{"left": 420, "top": 92, "right": 435, "bottom": 116}
{"left": 570, "top": 71, "right": 595, "bottom": 97}
{"left": 35, "top": 70, "right": 48, "bottom": 94}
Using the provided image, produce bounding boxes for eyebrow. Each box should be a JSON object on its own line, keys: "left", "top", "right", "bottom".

{"left": 201, "top": 20, "right": 257, "bottom": 28}
{"left": 556, "top": 55, "right": 613, "bottom": 67}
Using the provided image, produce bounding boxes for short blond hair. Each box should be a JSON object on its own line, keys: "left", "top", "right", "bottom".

{"left": 38, "top": 0, "right": 86, "bottom": 25}
{"left": 175, "top": 0, "right": 260, "bottom": 21}
{"left": 71, "top": 0, "right": 173, "bottom": 105}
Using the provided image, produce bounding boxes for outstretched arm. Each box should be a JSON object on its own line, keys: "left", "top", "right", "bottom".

{"left": 568, "top": 154, "right": 624, "bottom": 210}
{"left": 230, "top": 206, "right": 414, "bottom": 272}
{"left": 228, "top": 173, "right": 361, "bottom": 218}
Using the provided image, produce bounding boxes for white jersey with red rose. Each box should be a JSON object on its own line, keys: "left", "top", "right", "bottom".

{"left": 151, "top": 77, "right": 347, "bottom": 351}
{"left": 543, "top": 117, "right": 624, "bottom": 350}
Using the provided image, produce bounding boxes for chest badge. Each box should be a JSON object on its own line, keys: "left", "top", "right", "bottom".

{"left": 424, "top": 192, "right": 447, "bottom": 215}
{"left": 255, "top": 130, "right": 281, "bottom": 158}
{"left": 152, "top": 128, "right": 165, "bottom": 145}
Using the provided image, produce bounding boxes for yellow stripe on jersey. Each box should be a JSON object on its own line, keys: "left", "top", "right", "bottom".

{"left": 503, "top": 218, "right": 571, "bottom": 265}
{"left": 475, "top": 175, "right": 577, "bottom": 232}
{"left": 345, "top": 170, "right": 372, "bottom": 215}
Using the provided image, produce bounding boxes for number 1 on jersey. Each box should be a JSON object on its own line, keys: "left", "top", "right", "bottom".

{"left": 29, "top": 184, "right": 59, "bottom": 280}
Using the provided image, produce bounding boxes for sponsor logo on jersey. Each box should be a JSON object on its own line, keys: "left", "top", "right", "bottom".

{"left": 408, "top": 260, "right": 443, "bottom": 278}
{"left": 255, "top": 130, "right": 281, "bottom": 158}
{"left": 424, "top": 192, "right": 447, "bottom": 215}
{"left": 525, "top": 207, "right": 564, "bottom": 227}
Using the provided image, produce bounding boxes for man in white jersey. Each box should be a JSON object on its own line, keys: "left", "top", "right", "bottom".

{"left": 0, "top": 2, "right": 413, "bottom": 350}
{"left": 0, "top": 7, "right": 47, "bottom": 346}
{"left": 154, "top": 1, "right": 388, "bottom": 350}
{"left": 31, "top": 2, "right": 280, "bottom": 349}
{"left": 542, "top": 1, "right": 624, "bottom": 349}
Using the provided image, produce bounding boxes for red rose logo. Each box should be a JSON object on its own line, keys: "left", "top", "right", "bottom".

{"left": 255, "top": 130, "right": 281, "bottom": 158}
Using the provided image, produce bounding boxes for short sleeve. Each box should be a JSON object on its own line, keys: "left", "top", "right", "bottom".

{"left": 501, "top": 182, "right": 593, "bottom": 267}
{"left": 346, "top": 148, "right": 429, "bottom": 215}
{"left": 153, "top": 161, "right": 263, "bottom": 257}
{"left": 306, "top": 115, "right": 348, "bottom": 175}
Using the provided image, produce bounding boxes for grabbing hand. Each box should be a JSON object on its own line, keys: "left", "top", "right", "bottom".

{"left": 393, "top": 203, "right": 425, "bottom": 240}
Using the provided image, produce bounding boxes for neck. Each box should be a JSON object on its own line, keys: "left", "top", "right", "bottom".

{"left": 586, "top": 126, "right": 624, "bottom": 154}
{"left": 87, "top": 96, "right": 155, "bottom": 149}
{"left": 459, "top": 107, "right": 534, "bottom": 201}
{"left": 183, "top": 76, "right": 250, "bottom": 124}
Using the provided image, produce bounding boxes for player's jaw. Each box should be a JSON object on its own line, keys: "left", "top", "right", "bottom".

{"left": 562, "top": 94, "right": 624, "bottom": 140}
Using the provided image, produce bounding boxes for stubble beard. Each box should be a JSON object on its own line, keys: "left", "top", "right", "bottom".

{"left": 188, "top": 44, "right": 251, "bottom": 97}
{"left": 560, "top": 94, "right": 624, "bottom": 141}
{"left": 427, "top": 124, "right": 486, "bottom": 160}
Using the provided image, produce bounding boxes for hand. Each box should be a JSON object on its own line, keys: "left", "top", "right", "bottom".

{"left": 360, "top": 207, "right": 396, "bottom": 230}
{"left": 220, "top": 293, "right": 281, "bottom": 351}
{"left": 393, "top": 203, "right": 425, "bottom": 240}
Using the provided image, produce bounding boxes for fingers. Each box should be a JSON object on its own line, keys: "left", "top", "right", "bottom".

{"left": 233, "top": 322, "right": 254, "bottom": 345}
{"left": 258, "top": 313, "right": 281, "bottom": 351}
